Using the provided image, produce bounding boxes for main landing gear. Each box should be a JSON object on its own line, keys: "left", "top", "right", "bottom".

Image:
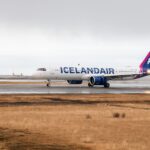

{"left": 88, "top": 82, "right": 94, "bottom": 87}
{"left": 88, "top": 82, "right": 110, "bottom": 88}
{"left": 46, "top": 80, "right": 51, "bottom": 87}
{"left": 104, "top": 82, "right": 110, "bottom": 88}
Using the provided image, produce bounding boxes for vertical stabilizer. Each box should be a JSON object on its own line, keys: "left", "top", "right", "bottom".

{"left": 140, "top": 52, "right": 150, "bottom": 73}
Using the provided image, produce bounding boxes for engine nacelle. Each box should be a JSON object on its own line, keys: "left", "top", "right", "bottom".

{"left": 90, "top": 76, "right": 107, "bottom": 85}
{"left": 67, "top": 80, "right": 83, "bottom": 84}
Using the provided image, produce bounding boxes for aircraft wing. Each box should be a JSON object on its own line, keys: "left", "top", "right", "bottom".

{"left": 104, "top": 74, "right": 142, "bottom": 80}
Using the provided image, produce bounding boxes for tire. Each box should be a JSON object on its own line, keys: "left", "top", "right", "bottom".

{"left": 46, "top": 83, "right": 50, "bottom": 87}
{"left": 46, "top": 80, "right": 50, "bottom": 87}
{"left": 104, "top": 83, "right": 110, "bottom": 88}
{"left": 88, "top": 83, "right": 94, "bottom": 87}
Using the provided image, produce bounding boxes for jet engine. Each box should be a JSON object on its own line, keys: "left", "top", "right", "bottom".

{"left": 67, "top": 80, "right": 83, "bottom": 84}
{"left": 89, "top": 76, "right": 107, "bottom": 86}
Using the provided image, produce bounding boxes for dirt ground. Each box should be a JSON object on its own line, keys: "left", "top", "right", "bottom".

{"left": 0, "top": 94, "right": 149, "bottom": 150}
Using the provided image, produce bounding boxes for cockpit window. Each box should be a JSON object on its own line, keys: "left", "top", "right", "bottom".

{"left": 37, "top": 68, "right": 47, "bottom": 71}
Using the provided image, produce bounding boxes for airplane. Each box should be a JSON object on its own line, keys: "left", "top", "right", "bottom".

{"left": 31, "top": 51, "right": 150, "bottom": 88}
{"left": 0, "top": 51, "right": 150, "bottom": 88}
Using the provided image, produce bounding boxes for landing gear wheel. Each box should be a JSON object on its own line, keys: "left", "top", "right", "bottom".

{"left": 104, "top": 83, "right": 110, "bottom": 88}
{"left": 46, "top": 80, "right": 50, "bottom": 87}
{"left": 46, "top": 83, "right": 50, "bottom": 87}
{"left": 88, "top": 83, "right": 94, "bottom": 87}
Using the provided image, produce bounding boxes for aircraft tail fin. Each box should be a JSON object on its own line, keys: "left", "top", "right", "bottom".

{"left": 140, "top": 51, "right": 150, "bottom": 73}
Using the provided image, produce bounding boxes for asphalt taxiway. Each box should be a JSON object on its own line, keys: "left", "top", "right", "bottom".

{"left": 0, "top": 78, "right": 150, "bottom": 94}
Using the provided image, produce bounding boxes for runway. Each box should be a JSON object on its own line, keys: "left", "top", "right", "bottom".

{"left": 0, "top": 78, "right": 150, "bottom": 94}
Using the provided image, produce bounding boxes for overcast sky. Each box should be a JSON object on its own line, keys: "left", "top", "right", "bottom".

{"left": 0, "top": 0, "right": 150, "bottom": 74}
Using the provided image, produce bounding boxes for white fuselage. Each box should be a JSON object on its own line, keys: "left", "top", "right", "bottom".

{"left": 33, "top": 66, "right": 141, "bottom": 81}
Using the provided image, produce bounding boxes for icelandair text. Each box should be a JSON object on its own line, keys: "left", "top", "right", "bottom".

{"left": 60, "top": 67, "right": 115, "bottom": 74}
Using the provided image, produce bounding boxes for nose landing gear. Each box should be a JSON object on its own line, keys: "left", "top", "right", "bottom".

{"left": 46, "top": 80, "right": 51, "bottom": 87}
